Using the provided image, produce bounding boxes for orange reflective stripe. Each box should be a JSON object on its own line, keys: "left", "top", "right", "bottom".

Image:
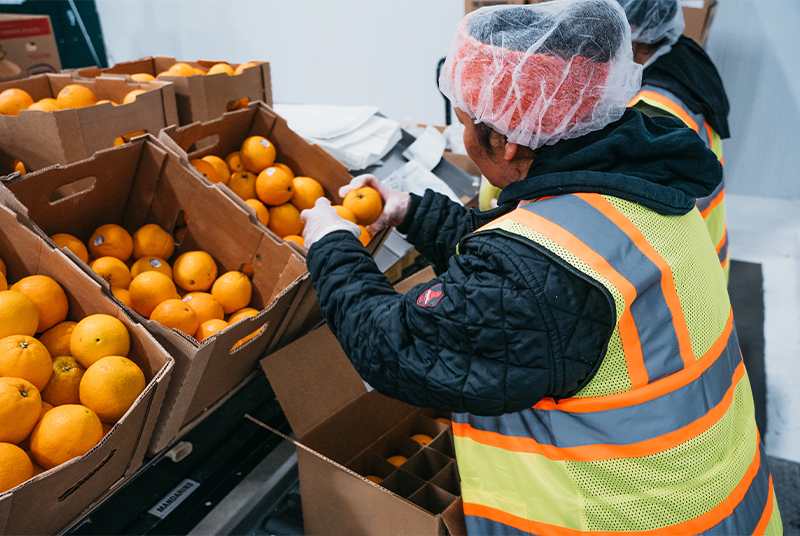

{"left": 453, "top": 358, "right": 745, "bottom": 462}
{"left": 700, "top": 188, "right": 725, "bottom": 219}
{"left": 575, "top": 194, "right": 695, "bottom": 369}
{"left": 721, "top": 254, "right": 729, "bottom": 270}
{"left": 753, "top": 476, "right": 776, "bottom": 536}
{"left": 534, "top": 310, "right": 734, "bottom": 413}
{"left": 705, "top": 121, "right": 715, "bottom": 150}
{"left": 716, "top": 226, "right": 728, "bottom": 255}
{"left": 462, "top": 440, "right": 763, "bottom": 535}
{"left": 633, "top": 90, "right": 699, "bottom": 132}
{"left": 478, "top": 209, "right": 650, "bottom": 388}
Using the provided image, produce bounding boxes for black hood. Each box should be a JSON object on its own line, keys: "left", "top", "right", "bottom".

{"left": 496, "top": 108, "right": 723, "bottom": 216}
{"left": 643, "top": 35, "right": 730, "bottom": 138}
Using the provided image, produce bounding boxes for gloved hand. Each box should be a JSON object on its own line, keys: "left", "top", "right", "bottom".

{"left": 339, "top": 174, "right": 410, "bottom": 234}
{"left": 300, "top": 197, "right": 361, "bottom": 249}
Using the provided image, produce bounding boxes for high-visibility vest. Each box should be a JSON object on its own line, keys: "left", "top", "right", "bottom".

{"left": 629, "top": 86, "right": 729, "bottom": 280}
{"left": 453, "top": 193, "right": 781, "bottom": 535}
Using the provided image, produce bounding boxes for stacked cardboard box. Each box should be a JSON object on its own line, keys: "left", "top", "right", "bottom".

{"left": 0, "top": 200, "right": 173, "bottom": 536}
{"left": 0, "top": 135, "right": 309, "bottom": 457}
{"left": 0, "top": 14, "right": 61, "bottom": 82}
{"left": 76, "top": 57, "right": 272, "bottom": 126}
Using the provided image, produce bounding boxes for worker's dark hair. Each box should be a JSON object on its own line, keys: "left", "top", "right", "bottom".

{"left": 474, "top": 121, "right": 536, "bottom": 160}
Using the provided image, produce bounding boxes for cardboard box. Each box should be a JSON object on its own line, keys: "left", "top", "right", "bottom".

{"left": 0, "top": 201, "right": 173, "bottom": 536}
{"left": 465, "top": 0, "right": 527, "bottom": 15}
{"left": 254, "top": 267, "right": 467, "bottom": 536}
{"left": 0, "top": 135, "right": 309, "bottom": 457}
{"left": 0, "top": 73, "right": 178, "bottom": 168}
{"left": 681, "top": 0, "right": 718, "bottom": 47}
{"left": 75, "top": 57, "right": 272, "bottom": 126}
{"left": 0, "top": 14, "right": 61, "bottom": 82}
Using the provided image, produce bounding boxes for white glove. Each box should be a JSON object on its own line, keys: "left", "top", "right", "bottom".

{"left": 300, "top": 197, "right": 361, "bottom": 249}
{"left": 339, "top": 174, "right": 410, "bottom": 234}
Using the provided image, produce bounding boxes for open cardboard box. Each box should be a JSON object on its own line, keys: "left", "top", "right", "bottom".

{"left": 255, "top": 266, "right": 467, "bottom": 536}
{"left": 682, "top": 0, "right": 718, "bottom": 47}
{"left": 0, "top": 135, "right": 310, "bottom": 458}
{"left": 75, "top": 57, "right": 272, "bottom": 126}
{"left": 160, "top": 102, "right": 391, "bottom": 348}
{"left": 0, "top": 201, "right": 173, "bottom": 536}
{"left": 0, "top": 73, "right": 178, "bottom": 169}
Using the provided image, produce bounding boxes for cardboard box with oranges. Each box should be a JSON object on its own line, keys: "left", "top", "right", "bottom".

{"left": 75, "top": 57, "right": 272, "bottom": 126}
{"left": 0, "top": 73, "right": 178, "bottom": 167}
{"left": 0, "top": 134, "right": 310, "bottom": 458}
{"left": 0, "top": 200, "right": 173, "bottom": 536}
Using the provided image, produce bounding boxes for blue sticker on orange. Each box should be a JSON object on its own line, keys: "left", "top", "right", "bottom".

{"left": 417, "top": 283, "right": 443, "bottom": 308}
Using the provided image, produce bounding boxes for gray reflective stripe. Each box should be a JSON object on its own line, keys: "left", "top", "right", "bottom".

{"left": 718, "top": 236, "right": 729, "bottom": 265}
{"left": 696, "top": 179, "right": 725, "bottom": 213}
{"left": 641, "top": 84, "right": 710, "bottom": 147}
{"left": 456, "top": 325, "right": 741, "bottom": 448}
{"left": 519, "top": 195, "right": 684, "bottom": 382}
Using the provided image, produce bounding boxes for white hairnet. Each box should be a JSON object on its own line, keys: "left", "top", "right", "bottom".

{"left": 438, "top": 0, "right": 642, "bottom": 151}
{"left": 618, "top": 0, "right": 685, "bottom": 46}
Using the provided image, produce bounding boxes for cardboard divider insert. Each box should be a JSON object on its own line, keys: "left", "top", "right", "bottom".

{"left": 346, "top": 451, "right": 397, "bottom": 484}
{"left": 408, "top": 483, "right": 458, "bottom": 517}
{"left": 380, "top": 469, "right": 426, "bottom": 500}
{"left": 429, "top": 461, "right": 461, "bottom": 497}
{"left": 429, "top": 427, "right": 456, "bottom": 458}
{"left": 404, "top": 447, "right": 452, "bottom": 483}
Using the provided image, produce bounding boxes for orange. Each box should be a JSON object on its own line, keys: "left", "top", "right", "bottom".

{"left": 13, "top": 159, "right": 26, "bottom": 176}
{"left": 96, "top": 99, "right": 116, "bottom": 106}
{"left": 410, "top": 433, "right": 433, "bottom": 445}
{"left": 271, "top": 163, "right": 295, "bottom": 178}
{"left": 130, "top": 73, "right": 155, "bottom": 82}
{"left": 233, "top": 62, "right": 257, "bottom": 75}
{"left": 245, "top": 199, "right": 270, "bottom": 226}
{"left": 225, "top": 151, "right": 244, "bottom": 173}
{"left": 132, "top": 223, "right": 175, "bottom": 260}
{"left": 0, "top": 377, "right": 41, "bottom": 444}
{"left": 386, "top": 455, "right": 407, "bottom": 467}
{"left": 0, "top": 335, "right": 52, "bottom": 390}
{"left": 268, "top": 203, "right": 303, "bottom": 238}
{"left": 0, "top": 290, "right": 39, "bottom": 338}
{"left": 228, "top": 307, "right": 259, "bottom": 325}
{"left": 181, "top": 292, "right": 224, "bottom": 324}
{"left": 150, "top": 298, "right": 199, "bottom": 337}
{"left": 211, "top": 271, "right": 252, "bottom": 314}
{"left": 88, "top": 223, "right": 133, "bottom": 262}
{"left": 207, "top": 63, "right": 234, "bottom": 76}
{"left": 228, "top": 171, "right": 258, "bottom": 200}
{"left": 30, "top": 404, "right": 104, "bottom": 469}
{"left": 128, "top": 271, "right": 179, "bottom": 317}
{"left": 50, "top": 233, "right": 89, "bottom": 263}
{"left": 357, "top": 225, "right": 371, "bottom": 247}
{"left": 240, "top": 136, "right": 276, "bottom": 173}
{"left": 192, "top": 67, "right": 207, "bottom": 76}
{"left": 70, "top": 314, "right": 130, "bottom": 368}
{"left": 29, "top": 98, "right": 59, "bottom": 112}
{"left": 0, "top": 88, "right": 34, "bottom": 107}
{"left": 201, "top": 155, "right": 231, "bottom": 185}
{"left": 0, "top": 272, "right": 5, "bottom": 291}
{"left": 283, "top": 235, "right": 304, "bottom": 247}
{"left": 0, "top": 92, "right": 29, "bottom": 116}
{"left": 189, "top": 158, "right": 219, "bottom": 183}
{"left": 173, "top": 251, "right": 218, "bottom": 292}
{"left": 89, "top": 256, "right": 132, "bottom": 290}
{"left": 38, "top": 321, "right": 77, "bottom": 361}
{"left": 41, "top": 356, "right": 85, "bottom": 406}
{"left": 196, "top": 319, "right": 229, "bottom": 342}
{"left": 40, "top": 400, "right": 54, "bottom": 418}
{"left": 80, "top": 356, "right": 146, "bottom": 424}
{"left": 226, "top": 97, "right": 250, "bottom": 112}
{"left": 55, "top": 84, "right": 97, "bottom": 109}
{"left": 343, "top": 186, "right": 383, "bottom": 226}
{"left": 364, "top": 475, "right": 383, "bottom": 484}
{"left": 10, "top": 275, "right": 69, "bottom": 333}
{"left": 0, "top": 443, "right": 33, "bottom": 493}
{"left": 166, "top": 62, "right": 195, "bottom": 77}
{"left": 290, "top": 177, "right": 325, "bottom": 212}
{"left": 130, "top": 256, "right": 173, "bottom": 280}
{"left": 0, "top": 257, "right": 5, "bottom": 276}
{"left": 122, "top": 89, "right": 146, "bottom": 104}
{"left": 111, "top": 287, "right": 133, "bottom": 308}
{"left": 333, "top": 205, "right": 357, "bottom": 224}
{"left": 101, "top": 422, "right": 113, "bottom": 437}
{"left": 435, "top": 417, "right": 451, "bottom": 426}
{"left": 256, "top": 166, "right": 294, "bottom": 205}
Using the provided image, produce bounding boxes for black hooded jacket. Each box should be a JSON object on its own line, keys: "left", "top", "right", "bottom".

{"left": 307, "top": 109, "right": 722, "bottom": 417}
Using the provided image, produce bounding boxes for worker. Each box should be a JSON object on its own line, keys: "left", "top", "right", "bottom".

{"left": 300, "top": 0, "right": 781, "bottom": 533}
{"left": 622, "top": 0, "right": 732, "bottom": 280}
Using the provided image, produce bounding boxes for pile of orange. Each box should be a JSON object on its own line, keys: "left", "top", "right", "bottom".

{"left": 50, "top": 223, "right": 260, "bottom": 343}
{"left": 0, "top": 257, "right": 147, "bottom": 492}
{"left": 189, "top": 136, "right": 383, "bottom": 248}
{"left": 153, "top": 61, "right": 257, "bottom": 79}
{"left": 0, "top": 84, "right": 152, "bottom": 117}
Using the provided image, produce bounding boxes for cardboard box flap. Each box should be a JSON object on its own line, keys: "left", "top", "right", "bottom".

{"left": 442, "top": 498, "right": 467, "bottom": 536}
{"left": 260, "top": 325, "right": 367, "bottom": 438}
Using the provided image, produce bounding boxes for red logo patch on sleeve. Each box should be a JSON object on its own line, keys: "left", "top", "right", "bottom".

{"left": 416, "top": 283, "right": 443, "bottom": 308}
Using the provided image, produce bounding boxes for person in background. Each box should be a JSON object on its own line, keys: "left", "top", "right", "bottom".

{"left": 622, "top": 0, "right": 731, "bottom": 280}
{"left": 301, "top": 0, "right": 780, "bottom": 533}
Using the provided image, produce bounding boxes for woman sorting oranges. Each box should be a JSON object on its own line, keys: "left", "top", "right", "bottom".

{"left": 300, "top": 0, "right": 781, "bottom": 533}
